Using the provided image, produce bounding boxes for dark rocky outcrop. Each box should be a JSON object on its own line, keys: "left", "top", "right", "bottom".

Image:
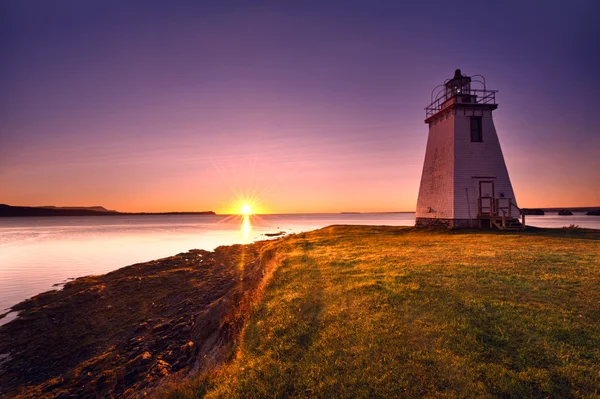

{"left": 587, "top": 209, "right": 600, "bottom": 216}
{"left": 0, "top": 204, "right": 216, "bottom": 217}
{"left": 558, "top": 209, "right": 573, "bottom": 215}
{"left": 522, "top": 208, "right": 545, "bottom": 215}
{"left": 0, "top": 204, "right": 121, "bottom": 217}
{"left": 264, "top": 231, "right": 286, "bottom": 237}
{"left": 0, "top": 240, "right": 280, "bottom": 398}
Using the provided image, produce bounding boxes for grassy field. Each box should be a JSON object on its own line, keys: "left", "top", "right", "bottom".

{"left": 162, "top": 226, "right": 600, "bottom": 398}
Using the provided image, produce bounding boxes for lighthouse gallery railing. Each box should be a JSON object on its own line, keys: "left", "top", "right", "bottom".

{"left": 425, "top": 89, "right": 498, "bottom": 118}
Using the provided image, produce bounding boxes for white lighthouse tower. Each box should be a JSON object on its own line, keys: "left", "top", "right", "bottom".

{"left": 415, "top": 69, "right": 524, "bottom": 229}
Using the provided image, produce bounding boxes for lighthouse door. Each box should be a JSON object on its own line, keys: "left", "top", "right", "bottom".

{"left": 479, "top": 181, "right": 495, "bottom": 216}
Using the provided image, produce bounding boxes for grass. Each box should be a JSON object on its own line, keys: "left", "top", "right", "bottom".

{"left": 161, "top": 226, "right": 600, "bottom": 398}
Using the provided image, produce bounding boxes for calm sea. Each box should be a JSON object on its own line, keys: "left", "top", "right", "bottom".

{"left": 0, "top": 212, "right": 598, "bottom": 325}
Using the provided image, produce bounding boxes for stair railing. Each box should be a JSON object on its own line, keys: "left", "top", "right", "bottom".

{"left": 479, "top": 196, "right": 526, "bottom": 230}
{"left": 493, "top": 198, "right": 526, "bottom": 229}
{"left": 507, "top": 199, "right": 526, "bottom": 229}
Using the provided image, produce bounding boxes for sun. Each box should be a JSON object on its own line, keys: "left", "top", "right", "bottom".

{"left": 241, "top": 203, "right": 252, "bottom": 216}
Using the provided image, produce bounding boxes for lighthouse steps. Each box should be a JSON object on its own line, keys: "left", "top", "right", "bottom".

{"left": 477, "top": 213, "right": 525, "bottom": 231}
{"left": 488, "top": 216, "right": 525, "bottom": 231}
{"left": 477, "top": 196, "right": 526, "bottom": 230}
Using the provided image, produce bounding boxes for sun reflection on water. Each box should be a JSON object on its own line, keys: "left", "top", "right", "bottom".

{"left": 241, "top": 215, "right": 252, "bottom": 241}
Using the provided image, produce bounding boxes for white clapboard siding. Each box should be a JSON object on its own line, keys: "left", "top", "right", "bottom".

{"left": 453, "top": 108, "right": 517, "bottom": 220}
{"left": 416, "top": 112, "right": 455, "bottom": 219}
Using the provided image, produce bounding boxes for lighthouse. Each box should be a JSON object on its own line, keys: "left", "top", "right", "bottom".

{"left": 415, "top": 69, "right": 524, "bottom": 230}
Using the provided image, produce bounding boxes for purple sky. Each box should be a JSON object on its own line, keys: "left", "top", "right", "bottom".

{"left": 1, "top": 0, "right": 599, "bottom": 213}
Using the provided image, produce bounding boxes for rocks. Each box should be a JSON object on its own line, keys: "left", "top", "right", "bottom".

{"left": 151, "top": 321, "right": 172, "bottom": 333}
{"left": 558, "top": 209, "right": 573, "bottom": 215}
{"left": 134, "top": 322, "right": 149, "bottom": 334}
{"left": 0, "top": 241, "right": 273, "bottom": 398}
{"left": 42, "top": 376, "right": 65, "bottom": 392}
{"left": 586, "top": 209, "right": 600, "bottom": 216}
{"left": 415, "top": 218, "right": 477, "bottom": 229}
{"left": 415, "top": 218, "right": 454, "bottom": 229}
{"left": 522, "top": 208, "right": 545, "bottom": 215}
{"left": 152, "top": 359, "right": 171, "bottom": 377}
{"left": 264, "top": 231, "right": 286, "bottom": 237}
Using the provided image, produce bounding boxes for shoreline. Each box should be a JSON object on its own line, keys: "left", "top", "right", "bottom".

{"left": 0, "top": 238, "right": 283, "bottom": 398}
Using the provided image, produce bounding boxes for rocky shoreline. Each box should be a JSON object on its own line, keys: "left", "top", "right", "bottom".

{"left": 0, "top": 240, "right": 281, "bottom": 398}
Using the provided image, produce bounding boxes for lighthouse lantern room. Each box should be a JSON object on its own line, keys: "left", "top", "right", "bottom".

{"left": 415, "top": 69, "right": 525, "bottom": 230}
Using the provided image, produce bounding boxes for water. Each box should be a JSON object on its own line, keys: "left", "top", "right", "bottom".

{"left": 522, "top": 213, "right": 599, "bottom": 229}
{"left": 0, "top": 212, "right": 598, "bottom": 325}
{"left": 0, "top": 213, "right": 412, "bottom": 320}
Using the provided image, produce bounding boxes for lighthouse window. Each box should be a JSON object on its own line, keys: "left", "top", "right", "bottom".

{"left": 470, "top": 117, "right": 482, "bottom": 142}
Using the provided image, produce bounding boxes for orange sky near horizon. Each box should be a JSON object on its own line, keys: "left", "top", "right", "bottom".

{"left": 1, "top": 123, "right": 426, "bottom": 214}
{"left": 2, "top": 121, "right": 598, "bottom": 214}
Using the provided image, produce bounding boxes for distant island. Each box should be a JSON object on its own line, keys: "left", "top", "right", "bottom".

{"left": 0, "top": 204, "right": 216, "bottom": 217}
{"left": 539, "top": 206, "right": 600, "bottom": 213}
{"left": 522, "top": 207, "right": 600, "bottom": 216}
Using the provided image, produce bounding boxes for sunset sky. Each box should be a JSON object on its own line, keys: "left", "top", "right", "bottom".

{"left": 1, "top": 0, "right": 599, "bottom": 214}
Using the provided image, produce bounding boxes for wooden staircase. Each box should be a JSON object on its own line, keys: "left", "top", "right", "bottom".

{"left": 490, "top": 216, "right": 524, "bottom": 231}
{"left": 478, "top": 197, "right": 526, "bottom": 231}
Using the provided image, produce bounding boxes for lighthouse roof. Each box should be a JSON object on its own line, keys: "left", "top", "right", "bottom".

{"left": 445, "top": 69, "right": 471, "bottom": 88}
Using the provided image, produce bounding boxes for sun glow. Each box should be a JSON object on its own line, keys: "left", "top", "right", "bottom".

{"left": 241, "top": 203, "right": 252, "bottom": 216}
{"left": 224, "top": 194, "right": 265, "bottom": 215}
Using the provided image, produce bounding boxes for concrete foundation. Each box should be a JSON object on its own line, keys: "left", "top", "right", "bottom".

{"left": 415, "top": 218, "right": 478, "bottom": 229}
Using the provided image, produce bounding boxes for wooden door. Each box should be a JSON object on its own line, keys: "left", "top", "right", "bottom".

{"left": 479, "top": 181, "right": 495, "bottom": 216}
{"left": 479, "top": 181, "right": 495, "bottom": 198}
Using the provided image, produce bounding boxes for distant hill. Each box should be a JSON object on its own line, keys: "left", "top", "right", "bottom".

{"left": 0, "top": 204, "right": 215, "bottom": 217}
{"left": 0, "top": 204, "right": 121, "bottom": 217}
{"left": 39, "top": 205, "right": 116, "bottom": 213}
